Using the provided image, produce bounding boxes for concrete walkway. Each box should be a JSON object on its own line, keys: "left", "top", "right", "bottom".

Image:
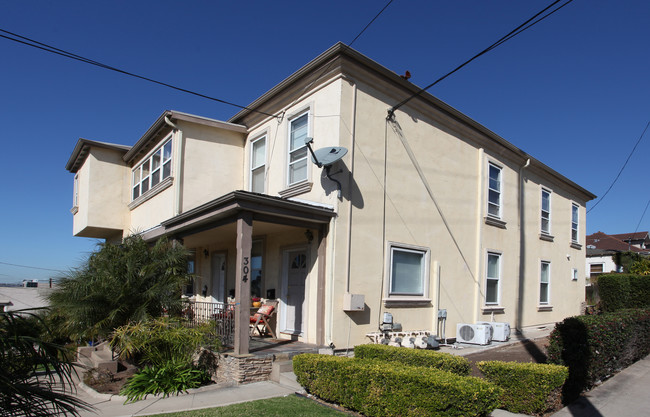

{"left": 74, "top": 379, "right": 299, "bottom": 417}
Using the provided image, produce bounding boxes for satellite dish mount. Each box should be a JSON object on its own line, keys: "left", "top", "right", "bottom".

{"left": 304, "top": 137, "right": 348, "bottom": 198}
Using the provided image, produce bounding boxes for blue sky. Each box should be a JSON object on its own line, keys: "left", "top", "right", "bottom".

{"left": 1, "top": 0, "right": 649, "bottom": 282}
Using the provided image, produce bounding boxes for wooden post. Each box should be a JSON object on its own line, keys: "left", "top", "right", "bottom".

{"left": 234, "top": 211, "right": 253, "bottom": 355}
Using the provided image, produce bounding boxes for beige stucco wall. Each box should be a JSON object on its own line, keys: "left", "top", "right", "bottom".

{"left": 72, "top": 147, "right": 128, "bottom": 238}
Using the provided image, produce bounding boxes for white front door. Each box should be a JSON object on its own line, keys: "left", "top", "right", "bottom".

{"left": 281, "top": 248, "right": 308, "bottom": 335}
{"left": 210, "top": 253, "right": 226, "bottom": 303}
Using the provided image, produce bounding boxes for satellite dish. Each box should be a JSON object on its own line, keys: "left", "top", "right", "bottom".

{"left": 304, "top": 137, "right": 348, "bottom": 198}
{"left": 312, "top": 146, "right": 348, "bottom": 168}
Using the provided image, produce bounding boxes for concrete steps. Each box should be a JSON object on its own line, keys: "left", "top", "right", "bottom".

{"left": 76, "top": 342, "right": 118, "bottom": 373}
{"left": 270, "top": 359, "right": 302, "bottom": 390}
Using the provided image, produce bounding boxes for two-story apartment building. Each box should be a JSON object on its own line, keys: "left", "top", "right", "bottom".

{"left": 66, "top": 43, "right": 595, "bottom": 354}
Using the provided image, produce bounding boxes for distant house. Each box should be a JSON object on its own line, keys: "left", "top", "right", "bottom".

{"left": 65, "top": 43, "right": 595, "bottom": 354}
{"left": 586, "top": 231, "right": 649, "bottom": 279}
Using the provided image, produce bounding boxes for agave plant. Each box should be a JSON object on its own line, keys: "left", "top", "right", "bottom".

{"left": 0, "top": 309, "right": 92, "bottom": 417}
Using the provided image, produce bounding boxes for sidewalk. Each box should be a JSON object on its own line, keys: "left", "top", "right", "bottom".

{"left": 74, "top": 379, "right": 299, "bottom": 416}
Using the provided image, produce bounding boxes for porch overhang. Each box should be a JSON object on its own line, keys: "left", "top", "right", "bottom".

{"left": 145, "top": 191, "right": 335, "bottom": 241}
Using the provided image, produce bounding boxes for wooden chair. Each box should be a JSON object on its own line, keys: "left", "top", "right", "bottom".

{"left": 250, "top": 300, "right": 278, "bottom": 338}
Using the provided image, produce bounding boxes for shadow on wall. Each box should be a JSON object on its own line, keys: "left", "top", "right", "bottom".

{"left": 319, "top": 161, "right": 364, "bottom": 209}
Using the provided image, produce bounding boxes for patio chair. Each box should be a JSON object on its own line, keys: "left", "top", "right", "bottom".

{"left": 250, "top": 300, "right": 278, "bottom": 338}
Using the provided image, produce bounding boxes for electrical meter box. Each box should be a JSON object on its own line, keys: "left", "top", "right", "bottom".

{"left": 343, "top": 293, "right": 365, "bottom": 311}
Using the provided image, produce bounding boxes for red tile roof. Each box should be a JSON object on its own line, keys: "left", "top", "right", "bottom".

{"left": 586, "top": 231, "right": 648, "bottom": 253}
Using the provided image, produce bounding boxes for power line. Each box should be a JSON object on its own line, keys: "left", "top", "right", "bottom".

{"left": 0, "top": 28, "right": 277, "bottom": 118}
{"left": 588, "top": 120, "right": 650, "bottom": 214}
{"left": 349, "top": 0, "right": 395, "bottom": 46}
{"left": 0, "top": 261, "right": 66, "bottom": 273}
{"left": 388, "top": 0, "right": 573, "bottom": 117}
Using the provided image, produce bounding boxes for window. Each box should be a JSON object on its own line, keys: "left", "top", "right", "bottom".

{"left": 388, "top": 244, "right": 429, "bottom": 297}
{"left": 485, "top": 252, "right": 501, "bottom": 305}
{"left": 250, "top": 240, "right": 263, "bottom": 298}
{"left": 250, "top": 136, "right": 266, "bottom": 193}
{"left": 540, "top": 261, "right": 550, "bottom": 304}
{"left": 73, "top": 174, "right": 79, "bottom": 208}
{"left": 487, "top": 163, "right": 502, "bottom": 218}
{"left": 571, "top": 203, "right": 579, "bottom": 242}
{"left": 541, "top": 189, "right": 551, "bottom": 234}
{"left": 288, "top": 112, "right": 309, "bottom": 185}
{"left": 572, "top": 268, "right": 578, "bottom": 281}
{"left": 132, "top": 138, "right": 172, "bottom": 200}
{"left": 184, "top": 255, "right": 195, "bottom": 296}
{"left": 590, "top": 263, "right": 603, "bottom": 277}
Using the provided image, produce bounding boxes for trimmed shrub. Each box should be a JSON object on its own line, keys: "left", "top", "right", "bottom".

{"left": 354, "top": 343, "right": 471, "bottom": 376}
{"left": 294, "top": 354, "right": 501, "bottom": 417}
{"left": 477, "top": 361, "right": 568, "bottom": 416}
{"left": 547, "top": 308, "right": 650, "bottom": 400}
{"left": 597, "top": 274, "right": 650, "bottom": 311}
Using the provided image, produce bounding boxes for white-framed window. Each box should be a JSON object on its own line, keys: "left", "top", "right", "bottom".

{"left": 571, "top": 268, "right": 578, "bottom": 281}
{"left": 541, "top": 188, "right": 551, "bottom": 234}
{"left": 540, "top": 261, "right": 550, "bottom": 304}
{"left": 485, "top": 252, "right": 501, "bottom": 305}
{"left": 132, "top": 138, "right": 172, "bottom": 200}
{"left": 287, "top": 111, "right": 309, "bottom": 185}
{"left": 571, "top": 203, "right": 579, "bottom": 242}
{"left": 388, "top": 243, "right": 430, "bottom": 297}
{"left": 487, "top": 162, "right": 502, "bottom": 218}
{"left": 73, "top": 173, "right": 79, "bottom": 208}
{"left": 250, "top": 135, "right": 266, "bottom": 193}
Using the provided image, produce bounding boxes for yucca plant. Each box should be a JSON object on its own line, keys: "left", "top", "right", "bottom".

{"left": 48, "top": 235, "right": 193, "bottom": 341}
{"left": 0, "top": 309, "right": 92, "bottom": 417}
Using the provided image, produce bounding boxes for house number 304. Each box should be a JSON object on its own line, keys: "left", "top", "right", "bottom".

{"left": 242, "top": 257, "right": 249, "bottom": 283}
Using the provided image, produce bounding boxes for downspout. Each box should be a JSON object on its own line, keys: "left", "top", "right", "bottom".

{"left": 327, "top": 76, "right": 357, "bottom": 347}
{"left": 165, "top": 116, "right": 184, "bottom": 216}
{"left": 515, "top": 158, "right": 530, "bottom": 332}
{"left": 474, "top": 148, "right": 484, "bottom": 323}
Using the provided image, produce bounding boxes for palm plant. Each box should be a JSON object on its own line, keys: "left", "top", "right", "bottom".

{"left": 0, "top": 309, "right": 92, "bottom": 417}
{"left": 48, "top": 235, "right": 192, "bottom": 341}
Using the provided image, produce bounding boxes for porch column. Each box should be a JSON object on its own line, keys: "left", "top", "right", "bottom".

{"left": 234, "top": 211, "right": 253, "bottom": 355}
{"left": 316, "top": 223, "right": 329, "bottom": 346}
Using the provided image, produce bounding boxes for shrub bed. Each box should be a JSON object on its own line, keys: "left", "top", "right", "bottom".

{"left": 293, "top": 354, "right": 501, "bottom": 417}
{"left": 547, "top": 308, "right": 650, "bottom": 399}
{"left": 597, "top": 274, "right": 650, "bottom": 311}
{"left": 477, "top": 361, "right": 568, "bottom": 416}
{"left": 354, "top": 343, "right": 470, "bottom": 376}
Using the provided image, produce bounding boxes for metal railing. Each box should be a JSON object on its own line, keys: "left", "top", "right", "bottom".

{"left": 182, "top": 300, "right": 235, "bottom": 347}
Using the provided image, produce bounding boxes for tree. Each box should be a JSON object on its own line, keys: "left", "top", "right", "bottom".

{"left": 48, "top": 235, "right": 192, "bottom": 341}
{"left": 0, "top": 309, "right": 92, "bottom": 417}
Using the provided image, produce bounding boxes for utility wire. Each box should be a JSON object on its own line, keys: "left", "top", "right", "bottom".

{"left": 632, "top": 197, "right": 650, "bottom": 236}
{"left": 0, "top": 28, "right": 277, "bottom": 118}
{"left": 588, "top": 120, "right": 650, "bottom": 214}
{"left": 0, "top": 261, "right": 66, "bottom": 273}
{"left": 388, "top": 0, "right": 573, "bottom": 117}
{"left": 349, "top": 0, "right": 395, "bottom": 46}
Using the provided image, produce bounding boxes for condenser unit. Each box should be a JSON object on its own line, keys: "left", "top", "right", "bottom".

{"left": 456, "top": 323, "right": 491, "bottom": 345}
{"left": 477, "top": 321, "right": 511, "bottom": 342}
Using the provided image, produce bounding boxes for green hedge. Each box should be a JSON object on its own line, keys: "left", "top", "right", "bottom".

{"left": 477, "top": 361, "right": 568, "bottom": 416}
{"left": 293, "top": 354, "right": 501, "bottom": 417}
{"left": 547, "top": 308, "right": 650, "bottom": 399}
{"left": 354, "top": 343, "right": 471, "bottom": 376}
{"left": 597, "top": 274, "right": 650, "bottom": 311}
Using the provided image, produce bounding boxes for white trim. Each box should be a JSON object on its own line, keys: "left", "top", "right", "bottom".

{"left": 541, "top": 187, "right": 552, "bottom": 235}
{"left": 571, "top": 203, "right": 579, "bottom": 243}
{"left": 131, "top": 135, "right": 173, "bottom": 201}
{"left": 486, "top": 161, "right": 502, "bottom": 220}
{"left": 384, "top": 242, "right": 430, "bottom": 303}
{"left": 250, "top": 134, "right": 267, "bottom": 193}
{"left": 540, "top": 260, "right": 551, "bottom": 305}
{"left": 485, "top": 251, "right": 502, "bottom": 305}
{"left": 286, "top": 109, "right": 312, "bottom": 187}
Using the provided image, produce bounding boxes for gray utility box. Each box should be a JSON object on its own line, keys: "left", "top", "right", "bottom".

{"left": 343, "top": 293, "right": 365, "bottom": 311}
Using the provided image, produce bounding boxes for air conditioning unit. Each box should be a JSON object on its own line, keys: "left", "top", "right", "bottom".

{"left": 477, "top": 321, "right": 511, "bottom": 342}
{"left": 456, "top": 323, "right": 491, "bottom": 345}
